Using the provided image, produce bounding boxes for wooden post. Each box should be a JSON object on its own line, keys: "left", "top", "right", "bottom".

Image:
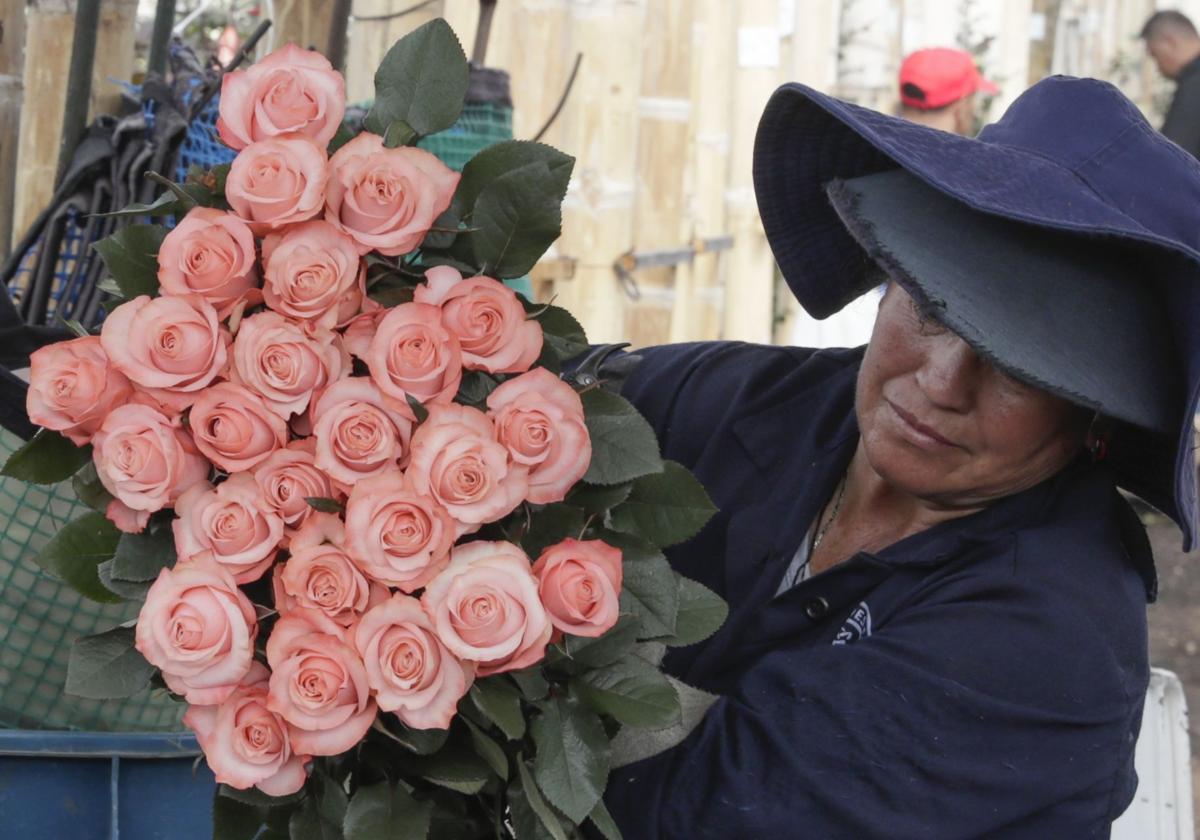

{"left": 669, "top": 0, "right": 735, "bottom": 343}
{"left": 624, "top": 0, "right": 691, "bottom": 348}
{"left": 721, "top": 0, "right": 780, "bottom": 344}
{"left": 552, "top": 0, "right": 646, "bottom": 344}
{"left": 12, "top": 0, "right": 135, "bottom": 249}
{"left": 346, "top": 0, "right": 447, "bottom": 104}
{"left": 272, "top": 0, "right": 339, "bottom": 52}
{"left": 0, "top": 0, "right": 26, "bottom": 261}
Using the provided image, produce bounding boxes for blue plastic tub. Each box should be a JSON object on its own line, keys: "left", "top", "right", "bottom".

{"left": 0, "top": 730, "right": 215, "bottom": 839}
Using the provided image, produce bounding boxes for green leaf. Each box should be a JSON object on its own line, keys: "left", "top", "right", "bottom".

{"left": 406, "top": 394, "right": 430, "bottom": 424}
{"left": 522, "top": 503, "right": 586, "bottom": 559}
{"left": 580, "top": 389, "right": 663, "bottom": 486}
{"left": 371, "top": 716, "right": 449, "bottom": 755}
{"left": 469, "top": 678, "right": 525, "bottom": 740}
{"left": 65, "top": 625, "right": 154, "bottom": 699}
{"left": 455, "top": 370, "right": 499, "bottom": 409}
{"left": 609, "top": 461, "right": 717, "bottom": 548}
{"left": 328, "top": 122, "right": 356, "bottom": 155}
{"left": 343, "top": 782, "right": 432, "bottom": 840}
{"left": 462, "top": 716, "right": 509, "bottom": 780}
{"left": 382, "top": 120, "right": 418, "bottom": 148}
{"left": 596, "top": 530, "right": 678, "bottom": 638}
{"left": 60, "top": 318, "right": 89, "bottom": 338}
{"left": 421, "top": 207, "right": 460, "bottom": 251}
{"left": 92, "top": 223, "right": 167, "bottom": 299}
{"left": 38, "top": 511, "right": 122, "bottom": 604}
{"left": 111, "top": 526, "right": 176, "bottom": 582}
{"left": 588, "top": 798, "right": 623, "bottom": 840}
{"left": 72, "top": 461, "right": 114, "bottom": 511}
{"left": 97, "top": 559, "right": 151, "bottom": 601}
{"left": 564, "top": 615, "right": 640, "bottom": 669}
{"left": 289, "top": 773, "right": 348, "bottom": 840}
{"left": 454, "top": 141, "right": 574, "bottom": 219}
{"left": 509, "top": 667, "right": 550, "bottom": 702}
{"left": 660, "top": 575, "right": 728, "bottom": 647}
{"left": 2, "top": 429, "right": 92, "bottom": 485}
{"left": 566, "top": 482, "right": 632, "bottom": 518}
{"left": 572, "top": 654, "right": 681, "bottom": 728}
{"left": 466, "top": 157, "right": 574, "bottom": 278}
{"left": 213, "top": 791, "right": 267, "bottom": 840}
{"left": 218, "top": 784, "right": 305, "bottom": 809}
{"left": 535, "top": 304, "right": 589, "bottom": 363}
{"left": 513, "top": 758, "right": 570, "bottom": 840}
{"left": 399, "top": 730, "right": 492, "bottom": 794}
{"left": 365, "top": 19, "right": 469, "bottom": 140}
{"left": 92, "top": 190, "right": 185, "bottom": 220}
{"left": 305, "top": 497, "right": 346, "bottom": 515}
{"left": 531, "top": 695, "right": 610, "bottom": 823}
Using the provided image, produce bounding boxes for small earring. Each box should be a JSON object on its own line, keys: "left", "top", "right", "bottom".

{"left": 1086, "top": 413, "right": 1109, "bottom": 462}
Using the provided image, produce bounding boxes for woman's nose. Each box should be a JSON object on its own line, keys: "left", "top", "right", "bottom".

{"left": 915, "top": 334, "right": 981, "bottom": 411}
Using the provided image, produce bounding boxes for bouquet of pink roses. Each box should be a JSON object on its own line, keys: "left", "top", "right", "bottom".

{"left": 3, "top": 20, "right": 726, "bottom": 840}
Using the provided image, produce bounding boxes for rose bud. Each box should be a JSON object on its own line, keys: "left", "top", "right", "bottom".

{"left": 272, "top": 513, "right": 386, "bottom": 626}
{"left": 92, "top": 403, "right": 209, "bottom": 515}
{"left": 26, "top": 336, "right": 133, "bottom": 445}
{"left": 261, "top": 220, "right": 364, "bottom": 329}
{"left": 157, "top": 208, "right": 259, "bottom": 317}
{"left": 533, "top": 539, "right": 623, "bottom": 638}
{"left": 252, "top": 439, "right": 336, "bottom": 531}
{"left": 226, "top": 136, "right": 328, "bottom": 235}
{"left": 310, "top": 377, "right": 414, "bottom": 490}
{"left": 365, "top": 301, "right": 462, "bottom": 415}
{"left": 188, "top": 381, "right": 289, "bottom": 473}
{"left": 173, "top": 473, "right": 285, "bottom": 585}
{"left": 231, "top": 310, "right": 347, "bottom": 419}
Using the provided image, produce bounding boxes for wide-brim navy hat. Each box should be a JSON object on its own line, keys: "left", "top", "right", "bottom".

{"left": 753, "top": 76, "right": 1200, "bottom": 549}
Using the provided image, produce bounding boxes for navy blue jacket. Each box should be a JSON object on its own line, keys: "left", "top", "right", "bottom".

{"left": 604, "top": 341, "right": 1152, "bottom": 839}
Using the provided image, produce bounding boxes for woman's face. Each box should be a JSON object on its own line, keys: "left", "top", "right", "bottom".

{"left": 855, "top": 283, "right": 1089, "bottom": 509}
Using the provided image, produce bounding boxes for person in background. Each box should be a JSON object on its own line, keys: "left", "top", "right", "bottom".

{"left": 896, "top": 47, "right": 997, "bottom": 136}
{"left": 1142, "top": 10, "right": 1200, "bottom": 159}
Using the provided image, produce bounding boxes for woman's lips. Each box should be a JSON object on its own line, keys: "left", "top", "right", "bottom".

{"left": 886, "top": 400, "right": 960, "bottom": 449}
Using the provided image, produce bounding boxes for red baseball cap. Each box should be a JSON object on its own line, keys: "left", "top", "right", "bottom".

{"left": 899, "top": 48, "right": 999, "bottom": 110}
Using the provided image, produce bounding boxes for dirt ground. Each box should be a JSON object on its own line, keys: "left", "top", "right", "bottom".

{"left": 1144, "top": 517, "right": 1200, "bottom": 833}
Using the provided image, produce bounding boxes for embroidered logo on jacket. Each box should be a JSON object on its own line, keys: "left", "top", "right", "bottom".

{"left": 832, "top": 602, "right": 872, "bottom": 645}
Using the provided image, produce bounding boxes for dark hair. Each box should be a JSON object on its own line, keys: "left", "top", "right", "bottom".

{"left": 1141, "top": 10, "right": 1198, "bottom": 40}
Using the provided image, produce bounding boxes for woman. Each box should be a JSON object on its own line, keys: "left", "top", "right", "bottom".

{"left": 601, "top": 76, "right": 1200, "bottom": 838}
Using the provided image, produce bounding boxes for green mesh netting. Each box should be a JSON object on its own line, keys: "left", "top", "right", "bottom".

{"left": 419, "top": 101, "right": 514, "bottom": 172}
{"left": 0, "top": 428, "right": 183, "bottom": 731}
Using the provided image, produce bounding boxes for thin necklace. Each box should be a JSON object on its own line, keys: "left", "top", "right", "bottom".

{"left": 811, "top": 475, "right": 848, "bottom": 552}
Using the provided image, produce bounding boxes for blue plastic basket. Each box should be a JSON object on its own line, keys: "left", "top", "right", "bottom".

{"left": 0, "top": 730, "right": 215, "bottom": 839}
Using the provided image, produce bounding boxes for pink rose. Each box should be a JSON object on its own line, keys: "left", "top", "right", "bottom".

{"left": 311, "top": 377, "right": 414, "bottom": 489}
{"left": 266, "top": 608, "right": 377, "bottom": 756}
{"left": 342, "top": 305, "right": 387, "bottom": 360}
{"left": 272, "top": 513, "right": 386, "bottom": 626}
{"left": 252, "top": 440, "right": 336, "bottom": 529}
{"left": 414, "top": 267, "right": 543, "bottom": 374}
{"left": 261, "top": 220, "right": 365, "bottom": 328}
{"left": 135, "top": 557, "right": 258, "bottom": 704}
{"left": 421, "top": 541, "right": 552, "bottom": 676}
{"left": 26, "top": 336, "right": 133, "bottom": 445}
{"left": 188, "top": 382, "right": 288, "bottom": 473}
{"left": 217, "top": 43, "right": 346, "bottom": 151}
{"left": 532, "top": 539, "right": 622, "bottom": 638}
{"left": 101, "top": 295, "right": 229, "bottom": 409}
{"left": 486, "top": 368, "right": 591, "bottom": 504}
{"left": 353, "top": 594, "right": 474, "bottom": 729}
{"left": 324, "top": 132, "right": 459, "bottom": 256}
{"left": 406, "top": 404, "right": 528, "bottom": 534}
{"left": 92, "top": 404, "right": 209, "bottom": 513}
{"left": 173, "top": 473, "right": 285, "bottom": 584}
{"left": 106, "top": 499, "right": 150, "bottom": 534}
{"left": 365, "top": 302, "right": 462, "bottom": 415}
{"left": 157, "top": 208, "right": 259, "bottom": 317}
{"left": 226, "top": 136, "right": 328, "bottom": 235}
{"left": 231, "top": 311, "right": 347, "bottom": 418}
{"left": 343, "top": 470, "right": 456, "bottom": 592}
{"left": 184, "top": 662, "right": 310, "bottom": 795}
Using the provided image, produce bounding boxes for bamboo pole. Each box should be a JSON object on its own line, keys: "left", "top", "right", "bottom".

{"left": 669, "top": 0, "right": 735, "bottom": 343}
{"left": 0, "top": 0, "right": 25, "bottom": 261}
{"left": 55, "top": 0, "right": 101, "bottom": 185}
{"left": 721, "top": 0, "right": 781, "bottom": 344}
{"left": 272, "top": 0, "right": 339, "bottom": 52}
{"left": 92, "top": 0, "right": 136, "bottom": 119}
{"left": 553, "top": 0, "right": 646, "bottom": 344}
{"left": 146, "top": 0, "right": 174, "bottom": 76}
{"left": 626, "top": 0, "right": 691, "bottom": 348}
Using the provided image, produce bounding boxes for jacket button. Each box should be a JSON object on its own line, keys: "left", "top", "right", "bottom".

{"left": 803, "top": 597, "right": 829, "bottom": 620}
